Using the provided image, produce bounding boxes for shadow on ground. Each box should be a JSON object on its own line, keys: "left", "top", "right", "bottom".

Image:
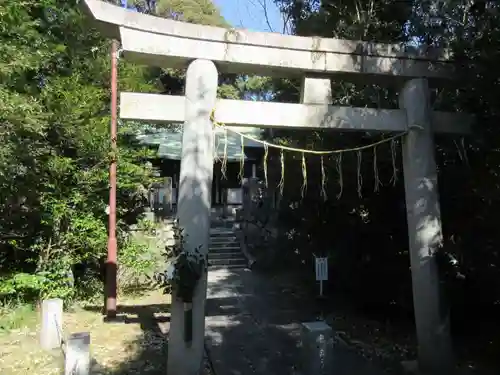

{"left": 73, "top": 266, "right": 499, "bottom": 375}
{"left": 83, "top": 303, "right": 171, "bottom": 375}
{"left": 78, "top": 268, "right": 392, "bottom": 375}
{"left": 204, "top": 267, "right": 390, "bottom": 375}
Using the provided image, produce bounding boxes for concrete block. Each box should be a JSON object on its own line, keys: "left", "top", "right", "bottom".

{"left": 301, "top": 321, "right": 334, "bottom": 375}
{"left": 40, "top": 298, "right": 63, "bottom": 350}
{"left": 65, "top": 332, "right": 91, "bottom": 375}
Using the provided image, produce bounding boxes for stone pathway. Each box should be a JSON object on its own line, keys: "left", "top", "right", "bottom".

{"left": 205, "top": 268, "right": 388, "bottom": 375}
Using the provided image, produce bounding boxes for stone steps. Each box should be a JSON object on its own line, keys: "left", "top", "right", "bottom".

{"left": 209, "top": 246, "right": 241, "bottom": 253}
{"left": 210, "top": 237, "right": 239, "bottom": 244}
{"left": 208, "top": 225, "right": 247, "bottom": 270}
{"left": 209, "top": 258, "right": 248, "bottom": 268}
{"left": 210, "top": 251, "right": 246, "bottom": 259}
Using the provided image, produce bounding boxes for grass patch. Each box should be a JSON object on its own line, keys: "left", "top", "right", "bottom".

{"left": 0, "top": 222, "right": 181, "bottom": 374}
{"left": 0, "top": 302, "right": 38, "bottom": 334}
{"left": 0, "top": 290, "right": 172, "bottom": 375}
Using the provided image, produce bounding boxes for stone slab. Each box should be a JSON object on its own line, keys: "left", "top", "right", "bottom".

{"left": 120, "top": 92, "right": 472, "bottom": 134}
{"left": 80, "top": 0, "right": 456, "bottom": 83}
{"left": 40, "top": 298, "right": 63, "bottom": 350}
{"left": 65, "top": 332, "right": 91, "bottom": 375}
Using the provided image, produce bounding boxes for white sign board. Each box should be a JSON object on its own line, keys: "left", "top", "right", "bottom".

{"left": 315, "top": 256, "right": 328, "bottom": 297}
{"left": 315, "top": 257, "right": 328, "bottom": 281}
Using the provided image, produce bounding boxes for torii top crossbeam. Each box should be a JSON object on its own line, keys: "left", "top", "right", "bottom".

{"left": 81, "top": 0, "right": 455, "bottom": 84}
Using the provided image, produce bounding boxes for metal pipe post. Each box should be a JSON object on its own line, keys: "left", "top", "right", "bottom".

{"left": 105, "top": 39, "right": 119, "bottom": 318}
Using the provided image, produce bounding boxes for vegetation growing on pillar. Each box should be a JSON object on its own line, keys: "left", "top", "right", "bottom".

{"left": 153, "top": 221, "right": 207, "bottom": 304}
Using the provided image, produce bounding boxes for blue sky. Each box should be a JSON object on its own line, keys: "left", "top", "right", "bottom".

{"left": 119, "top": 0, "right": 284, "bottom": 33}
{"left": 212, "top": 0, "right": 284, "bottom": 32}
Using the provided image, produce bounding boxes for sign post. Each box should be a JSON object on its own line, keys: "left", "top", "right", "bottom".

{"left": 314, "top": 256, "right": 328, "bottom": 297}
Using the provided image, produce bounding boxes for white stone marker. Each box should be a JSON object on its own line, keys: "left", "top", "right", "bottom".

{"left": 64, "top": 332, "right": 91, "bottom": 375}
{"left": 314, "top": 257, "right": 328, "bottom": 297}
{"left": 301, "top": 321, "right": 333, "bottom": 375}
{"left": 400, "top": 78, "right": 454, "bottom": 374}
{"left": 40, "top": 298, "right": 63, "bottom": 350}
{"left": 167, "top": 59, "right": 217, "bottom": 375}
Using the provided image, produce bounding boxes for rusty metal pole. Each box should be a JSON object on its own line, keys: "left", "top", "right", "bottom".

{"left": 105, "top": 39, "right": 119, "bottom": 318}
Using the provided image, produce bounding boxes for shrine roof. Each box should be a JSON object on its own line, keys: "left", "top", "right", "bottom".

{"left": 132, "top": 125, "right": 264, "bottom": 161}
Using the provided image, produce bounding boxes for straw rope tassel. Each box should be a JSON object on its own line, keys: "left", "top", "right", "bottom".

{"left": 390, "top": 139, "right": 398, "bottom": 186}
{"left": 461, "top": 137, "right": 469, "bottom": 166}
{"left": 278, "top": 150, "right": 285, "bottom": 196}
{"left": 336, "top": 153, "right": 343, "bottom": 199}
{"left": 320, "top": 156, "right": 328, "bottom": 201}
{"left": 208, "top": 107, "right": 413, "bottom": 200}
{"left": 214, "top": 127, "right": 221, "bottom": 163}
{"left": 301, "top": 152, "right": 307, "bottom": 198}
{"left": 221, "top": 129, "right": 228, "bottom": 179}
{"left": 373, "top": 146, "right": 382, "bottom": 192}
{"left": 238, "top": 134, "right": 245, "bottom": 183}
{"left": 357, "top": 150, "right": 363, "bottom": 198}
{"left": 210, "top": 108, "right": 409, "bottom": 156}
{"left": 263, "top": 144, "right": 269, "bottom": 188}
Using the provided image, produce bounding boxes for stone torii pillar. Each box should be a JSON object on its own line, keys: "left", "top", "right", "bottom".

{"left": 400, "top": 78, "right": 454, "bottom": 374}
{"left": 167, "top": 59, "right": 218, "bottom": 375}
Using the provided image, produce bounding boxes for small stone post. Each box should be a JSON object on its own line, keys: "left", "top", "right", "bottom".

{"left": 40, "top": 298, "right": 63, "bottom": 350}
{"left": 300, "top": 321, "right": 333, "bottom": 375}
{"left": 163, "top": 176, "right": 173, "bottom": 217}
{"left": 167, "top": 59, "right": 218, "bottom": 375}
{"left": 400, "top": 78, "right": 454, "bottom": 374}
{"left": 65, "top": 332, "right": 91, "bottom": 375}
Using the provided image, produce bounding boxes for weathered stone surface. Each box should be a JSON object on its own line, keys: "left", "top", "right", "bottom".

{"left": 120, "top": 92, "right": 472, "bottom": 134}
{"left": 301, "top": 321, "right": 334, "bottom": 375}
{"left": 167, "top": 59, "right": 218, "bottom": 375}
{"left": 81, "top": 0, "right": 454, "bottom": 83}
{"left": 400, "top": 78, "right": 454, "bottom": 374}
{"left": 65, "top": 332, "right": 91, "bottom": 375}
{"left": 300, "top": 77, "right": 333, "bottom": 105}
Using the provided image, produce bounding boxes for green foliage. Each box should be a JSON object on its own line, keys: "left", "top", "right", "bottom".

{"left": 136, "top": 217, "right": 159, "bottom": 235}
{"left": 0, "top": 0, "right": 156, "bottom": 303}
{"left": 269, "top": 0, "right": 500, "bottom": 325}
{"left": 153, "top": 222, "right": 207, "bottom": 303}
{"left": 0, "top": 303, "right": 37, "bottom": 333}
{"left": 0, "top": 0, "right": 235, "bottom": 306}
{"left": 118, "top": 236, "right": 157, "bottom": 291}
{"left": 157, "top": 0, "right": 229, "bottom": 27}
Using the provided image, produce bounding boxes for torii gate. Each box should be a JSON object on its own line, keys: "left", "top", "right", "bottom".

{"left": 81, "top": 1, "right": 473, "bottom": 374}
